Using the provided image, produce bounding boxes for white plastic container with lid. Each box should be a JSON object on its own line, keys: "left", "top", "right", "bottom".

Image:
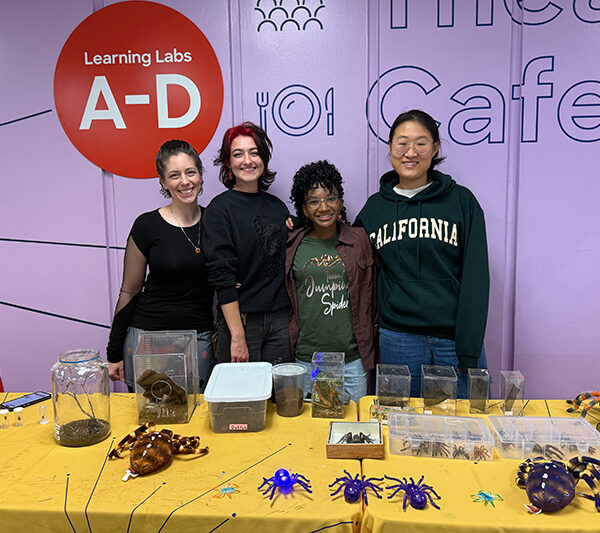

{"left": 203, "top": 362, "right": 272, "bottom": 433}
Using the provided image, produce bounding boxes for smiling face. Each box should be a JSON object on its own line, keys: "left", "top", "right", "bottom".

{"left": 389, "top": 120, "right": 439, "bottom": 189}
{"left": 229, "top": 135, "right": 264, "bottom": 192}
{"left": 159, "top": 153, "right": 202, "bottom": 206}
{"left": 302, "top": 184, "right": 343, "bottom": 238}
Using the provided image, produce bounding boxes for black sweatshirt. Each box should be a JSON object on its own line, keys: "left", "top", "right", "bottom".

{"left": 201, "top": 189, "right": 290, "bottom": 314}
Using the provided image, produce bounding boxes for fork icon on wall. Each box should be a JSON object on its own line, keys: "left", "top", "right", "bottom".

{"left": 256, "top": 85, "right": 334, "bottom": 137}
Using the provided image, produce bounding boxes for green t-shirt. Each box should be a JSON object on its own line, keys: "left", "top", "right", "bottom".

{"left": 293, "top": 235, "right": 359, "bottom": 363}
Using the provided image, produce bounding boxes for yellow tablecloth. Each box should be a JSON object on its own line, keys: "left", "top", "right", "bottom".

{"left": 357, "top": 396, "right": 599, "bottom": 533}
{"left": 0, "top": 394, "right": 360, "bottom": 533}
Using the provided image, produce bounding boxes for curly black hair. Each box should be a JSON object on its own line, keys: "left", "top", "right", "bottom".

{"left": 290, "top": 160, "right": 348, "bottom": 227}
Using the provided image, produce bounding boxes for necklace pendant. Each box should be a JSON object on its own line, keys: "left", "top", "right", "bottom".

{"left": 195, "top": 248, "right": 200, "bottom": 254}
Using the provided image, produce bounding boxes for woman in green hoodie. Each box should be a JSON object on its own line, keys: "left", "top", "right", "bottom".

{"left": 355, "top": 109, "right": 489, "bottom": 399}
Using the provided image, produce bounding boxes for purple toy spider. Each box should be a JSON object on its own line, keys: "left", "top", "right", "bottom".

{"left": 329, "top": 470, "right": 384, "bottom": 505}
{"left": 258, "top": 468, "right": 312, "bottom": 500}
{"left": 385, "top": 475, "right": 441, "bottom": 510}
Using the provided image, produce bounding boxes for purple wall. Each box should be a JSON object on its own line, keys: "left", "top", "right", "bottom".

{"left": 1, "top": 0, "right": 599, "bottom": 398}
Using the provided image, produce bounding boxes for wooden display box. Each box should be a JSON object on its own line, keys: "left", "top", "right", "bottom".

{"left": 326, "top": 421, "right": 384, "bottom": 459}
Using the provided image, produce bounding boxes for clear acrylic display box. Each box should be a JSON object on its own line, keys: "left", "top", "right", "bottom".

{"left": 468, "top": 368, "right": 490, "bottom": 414}
{"left": 133, "top": 330, "right": 197, "bottom": 424}
{"left": 388, "top": 412, "right": 494, "bottom": 461}
{"left": 421, "top": 365, "right": 457, "bottom": 415}
{"left": 500, "top": 370, "right": 524, "bottom": 415}
{"left": 376, "top": 364, "right": 411, "bottom": 408}
{"left": 311, "top": 352, "right": 345, "bottom": 418}
{"left": 488, "top": 416, "right": 600, "bottom": 460}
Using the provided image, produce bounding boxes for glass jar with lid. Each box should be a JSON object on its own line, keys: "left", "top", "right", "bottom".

{"left": 51, "top": 349, "right": 110, "bottom": 446}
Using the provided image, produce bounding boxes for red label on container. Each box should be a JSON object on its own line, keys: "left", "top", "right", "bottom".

{"left": 229, "top": 423, "right": 248, "bottom": 431}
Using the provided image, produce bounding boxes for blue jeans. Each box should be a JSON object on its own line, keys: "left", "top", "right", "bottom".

{"left": 123, "top": 327, "right": 214, "bottom": 393}
{"left": 295, "top": 358, "right": 368, "bottom": 404}
{"left": 379, "top": 328, "right": 487, "bottom": 399}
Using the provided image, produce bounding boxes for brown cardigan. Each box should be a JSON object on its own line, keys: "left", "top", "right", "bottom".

{"left": 285, "top": 223, "right": 378, "bottom": 371}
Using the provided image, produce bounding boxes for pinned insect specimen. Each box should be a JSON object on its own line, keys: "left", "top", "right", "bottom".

{"left": 516, "top": 455, "right": 600, "bottom": 512}
{"left": 109, "top": 422, "right": 208, "bottom": 481}
{"left": 452, "top": 445, "right": 470, "bottom": 459}
{"left": 337, "top": 432, "right": 376, "bottom": 444}
{"left": 258, "top": 468, "right": 312, "bottom": 500}
{"left": 473, "top": 445, "right": 490, "bottom": 461}
{"left": 385, "top": 475, "right": 441, "bottom": 510}
{"left": 329, "top": 470, "right": 384, "bottom": 505}
{"left": 471, "top": 490, "right": 503, "bottom": 507}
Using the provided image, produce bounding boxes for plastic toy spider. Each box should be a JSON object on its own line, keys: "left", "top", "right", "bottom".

{"left": 567, "top": 391, "right": 600, "bottom": 418}
{"left": 329, "top": 470, "right": 384, "bottom": 504}
{"left": 385, "top": 475, "right": 441, "bottom": 510}
{"left": 516, "top": 455, "right": 600, "bottom": 512}
{"left": 213, "top": 482, "right": 241, "bottom": 499}
{"left": 258, "top": 468, "right": 312, "bottom": 500}
{"left": 471, "top": 490, "right": 503, "bottom": 507}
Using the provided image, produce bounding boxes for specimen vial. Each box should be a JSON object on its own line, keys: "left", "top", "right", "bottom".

{"left": 14, "top": 407, "right": 24, "bottom": 427}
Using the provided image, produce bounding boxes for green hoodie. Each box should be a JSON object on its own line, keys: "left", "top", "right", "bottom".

{"left": 355, "top": 170, "right": 489, "bottom": 369}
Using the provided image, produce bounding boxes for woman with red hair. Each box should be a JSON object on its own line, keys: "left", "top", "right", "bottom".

{"left": 202, "top": 122, "right": 291, "bottom": 364}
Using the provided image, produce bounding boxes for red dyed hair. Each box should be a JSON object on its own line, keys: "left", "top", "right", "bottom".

{"left": 213, "top": 122, "right": 276, "bottom": 191}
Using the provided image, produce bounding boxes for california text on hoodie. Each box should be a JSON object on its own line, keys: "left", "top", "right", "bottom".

{"left": 354, "top": 169, "right": 489, "bottom": 370}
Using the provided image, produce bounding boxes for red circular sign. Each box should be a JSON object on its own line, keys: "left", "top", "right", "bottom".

{"left": 54, "top": 1, "right": 223, "bottom": 178}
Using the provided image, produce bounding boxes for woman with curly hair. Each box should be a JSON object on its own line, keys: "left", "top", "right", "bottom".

{"left": 286, "top": 160, "right": 377, "bottom": 403}
{"left": 202, "top": 122, "right": 292, "bottom": 364}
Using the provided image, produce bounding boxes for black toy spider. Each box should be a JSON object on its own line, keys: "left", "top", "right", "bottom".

{"left": 337, "top": 432, "right": 375, "bottom": 444}
{"left": 329, "top": 470, "right": 384, "bottom": 504}
{"left": 258, "top": 468, "right": 312, "bottom": 500}
{"left": 385, "top": 475, "right": 441, "bottom": 510}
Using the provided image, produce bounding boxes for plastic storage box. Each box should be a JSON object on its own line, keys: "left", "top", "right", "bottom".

{"left": 376, "top": 364, "right": 411, "bottom": 408}
{"left": 388, "top": 412, "right": 494, "bottom": 460}
{"left": 204, "top": 362, "right": 272, "bottom": 433}
{"left": 133, "top": 330, "right": 197, "bottom": 424}
{"left": 488, "top": 416, "right": 600, "bottom": 460}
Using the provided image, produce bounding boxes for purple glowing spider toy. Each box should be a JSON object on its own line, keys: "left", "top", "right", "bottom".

{"left": 329, "top": 470, "right": 384, "bottom": 505}
{"left": 258, "top": 468, "right": 312, "bottom": 500}
{"left": 385, "top": 475, "right": 441, "bottom": 510}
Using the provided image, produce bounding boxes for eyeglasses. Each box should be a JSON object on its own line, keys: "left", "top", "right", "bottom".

{"left": 305, "top": 195, "right": 340, "bottom": 209}
{"left": 391, "top": 139, "right": 434, "bottom": 156}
